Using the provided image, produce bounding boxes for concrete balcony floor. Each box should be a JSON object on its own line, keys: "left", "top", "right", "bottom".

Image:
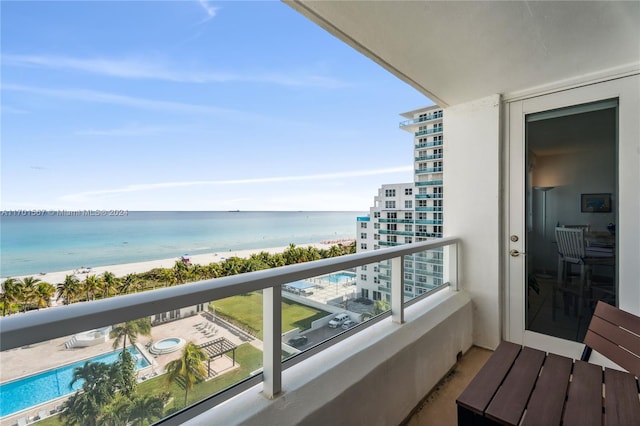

{"left": 404, "top": 346, "right": 493, "bottom": 426}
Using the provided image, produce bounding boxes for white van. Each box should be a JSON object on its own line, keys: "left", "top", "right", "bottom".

{"left": 328, "top": 313, "right": 350, "bottom": 328}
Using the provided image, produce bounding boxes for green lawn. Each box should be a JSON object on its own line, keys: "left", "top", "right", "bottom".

{"left": 32, "top": 295, "right": 324, "bottom": 425}
{"left": 212, "top": 292, "right": 329, "bottom": 339}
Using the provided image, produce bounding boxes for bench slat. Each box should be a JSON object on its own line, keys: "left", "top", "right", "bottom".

{"left": 563, "top": 360, "right": 603, "bottom": 426}
{"left": 485, "top": 346, "right": 545, "bottom": 425}
{"left": 594, "top": 301, "right": 640, "bottom": 336}
{"left": 588, "top": 315, "right": 640, "bottom": 356}
{"left": 456, "top": 341, "right": 520, "bottom": 415}
{"left": 521, "top": 353, "right": 573, "bottom": 426}
{"left": 604, "top": 367, "right": 640, "bottom": 425}
{"left": 584, "top": 330, "right": 640, "bottom": 377}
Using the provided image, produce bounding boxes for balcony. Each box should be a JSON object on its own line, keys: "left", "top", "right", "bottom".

{"left": 415, "top": 180, "right": 443, "bottom": 186}
{"left": 415, "top": 167, "right": 443, "bottom": 174}
{"left": 379, "top": 229, "right": 414, "bottom": 236}
{"left": 415, "top": 154, "right": 443, "bottom": 161}
{"left": 415, "top": 140, "right": 443, "bottom": 149}
{"left": 378, "top": 218, "right": 414, "bottom": 223}
{"left": 415, "top": 193, "right": 443, "bottom": 199}
{"left": 415, "top": 127, "right": 443, "bottom": 137}
{"left": 399, "top": 111, "right": 443, "bottom": 127}
{"left": 0, "top": 238, "right": 468, "bottom": 426}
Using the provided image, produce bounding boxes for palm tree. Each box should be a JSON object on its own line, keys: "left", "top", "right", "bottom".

{"left": 360, "top": 299, "right": 391, "bottom": 321}
{"left": 117, "top": 347, "right": 137, "bottom": 398}
{"left": 221, "top": 257, "right": 243, "bottom": 276}
{"left": 57, "top": 274, "right": 80, "bottom": 305}
{"left": 101, "top": 271, "right": 119, "bottom": 298}
{"left": 63, "top": 361, "right": 119, "bottom": 426}
{"left": 19, "top": 276, "right": 40, "bottom": 312}
{"left": 83, "top": 274, "right": 101, "bottom": 301}
{"left": 110, "top": 317, "right": 152, "bottom": 354}
{"left": 165, "top": 341, "right": 208, "bottom": 407}
{"left": 127, "top": 394, "right": 166, "bottom": 426}
{"left": 98, "top": 396, "right": 130, "bottom": 426}
{"left": 173, "top": 260, "right": 189, "bottom": 284}
{"left": 0, "top": 278, "right": 20, "bottom": 316}
{"left": 118, "top": 273, "right": 138, "bottom": 294}
{"left": 33, "top": 281, "right": 56, "bottom": 309}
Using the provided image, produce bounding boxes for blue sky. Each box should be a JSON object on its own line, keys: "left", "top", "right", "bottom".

{"left": 1, "top": 1, "right": 432, "bottom": 211}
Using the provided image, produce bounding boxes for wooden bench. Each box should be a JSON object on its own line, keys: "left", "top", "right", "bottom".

{"left": 456, "top": 302, "right": 640, "bottom": 425}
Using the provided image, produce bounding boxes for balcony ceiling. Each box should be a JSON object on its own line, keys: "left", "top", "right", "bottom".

{"left": 286, "top": 1, "right": 640, "bottom": 107}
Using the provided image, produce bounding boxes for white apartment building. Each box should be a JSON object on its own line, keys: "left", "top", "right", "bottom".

{"left": 356, "top": 105, "right": 445, "bottom": 302}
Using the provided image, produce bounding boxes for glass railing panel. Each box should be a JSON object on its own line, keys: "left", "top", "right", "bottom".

{"left": 0, "top": 238, "right": 459, "bottom": 424}
{"left": 403, "top": 247, "right": 445, "bottom": 304}
{"left": 0, "top": 307, "right": 264, "bottom": 425}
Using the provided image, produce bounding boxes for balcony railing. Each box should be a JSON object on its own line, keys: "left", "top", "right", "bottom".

{"left": 416, "top": 180, "right": 443, "bottom": 187}
{"left": 379, "top": 230, "right": 414, "bottom": 236}
{"left": 0, "top": 238, "right": 459, "bottom": 425}
{"left": 378, "top": 218, "right": 414, "bottom": 223}
{"left": 415, "top": 140, "right": 443, "bottom": 149}
{"left": 415, "top": 207, "right": 443, "bottom": 212}
{"left": 415, "top": 154, "right": 443, "bottom": 161}
{"left": 415, "top": 127, "right": 443, "bottom": 136}
{"left": 399, "top": 112, "right": 443, "bottom": 127}
{"left": 415, "top": 167, "right": 443, "bottom": 174}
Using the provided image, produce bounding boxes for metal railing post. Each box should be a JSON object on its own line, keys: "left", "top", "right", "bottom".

{"left": 263, "top": 286, "right": 282, "bottom": 398}
{"left": 444, "top": 242, "right": 459, "bottom": 291}
{"left": 391, "top": 256, "right": 404, "bottom": 324}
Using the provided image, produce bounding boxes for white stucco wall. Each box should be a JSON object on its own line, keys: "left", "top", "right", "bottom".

{"left": 443, "top": 94, "right": 502, "bottom": 349}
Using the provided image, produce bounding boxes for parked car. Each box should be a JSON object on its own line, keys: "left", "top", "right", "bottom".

{"left": 287, "top": 335, "right": 308, "bottom": 348}
{"left": 341, "top": 320, "right": 355, "bottom": 330}
{"left": 328, "top": 313, "right": 350, "bottom": 328}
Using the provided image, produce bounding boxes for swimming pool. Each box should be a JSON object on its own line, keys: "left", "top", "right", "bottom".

{"left": 322, "top": 271, "right": 356, "bottom": 284}
{"left": 0, "top": 346, "right": 150, "bottom": 418}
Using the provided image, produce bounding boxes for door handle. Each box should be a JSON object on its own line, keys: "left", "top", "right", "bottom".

{"left": 510, "top": 249, "right": 526, "bottom": 257}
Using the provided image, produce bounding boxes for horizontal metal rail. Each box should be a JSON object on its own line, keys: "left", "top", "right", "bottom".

{"left": 0, "top": 237, "right": 459, "bottom": 351}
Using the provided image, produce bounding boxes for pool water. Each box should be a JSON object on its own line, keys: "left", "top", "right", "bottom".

{"left": 0, "top": 346, "right": 149, "bottom": 418}
{"left": 323, "top": 272, "right": 356, "bottom": 284}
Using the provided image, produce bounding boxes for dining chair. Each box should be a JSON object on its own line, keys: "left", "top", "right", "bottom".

{"left": 553, "top": 227, "right": 615, "bottom": 319}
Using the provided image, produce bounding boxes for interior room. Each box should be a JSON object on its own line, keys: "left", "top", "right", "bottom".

{"left": 525, "top": 101, "right": 617, "bottom": 342}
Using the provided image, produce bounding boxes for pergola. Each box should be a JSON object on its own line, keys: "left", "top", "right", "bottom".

{"left": 199, "top": 337, "right": 237, "bottom": 377}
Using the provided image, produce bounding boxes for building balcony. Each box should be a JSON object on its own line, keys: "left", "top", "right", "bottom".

{"left": 379, "top": 240, "right": 402, "bottom": 246}
{"left": 415, "top": 180, "right": 443, "bottom": 186}
{"left": 415, "top": 193, "right": 443, "bottom": 199}
{"left": 414, "top": 206, "right": 443, "bottom": 212}
{"left": 379, "top": 229, "right": 414, "bottom": 236}
{"left": 415, "top": 219, "right": 443, "bottom": 225}
{"left": 414, "top": 127, "right": 443, "bottom": 137}
{"left": 399, "top": 111, "right": 443, "bottom": 127}
{"left": 415, "top": 177, "right": 444, "bottom": 187}
{"left": 378, "top": 218, "right": 414, "bottom": 223}
{"left": 415, "top": 154, "right": 443, "bottom": 161}
{"left": 415, "top": 167, "right": 443, "bottom": 174}
{"left": 415, "top": 232, "right": 443, "bottom": 238}
{"left": 415, "top": 140, "right": 443, "bottom": 149}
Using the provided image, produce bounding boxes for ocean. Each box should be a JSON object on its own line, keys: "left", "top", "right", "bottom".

{"left": 0, "top": 211, "right": 364, "bottom": 278}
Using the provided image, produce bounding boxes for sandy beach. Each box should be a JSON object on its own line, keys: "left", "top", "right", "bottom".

{"left": 9, "top": 239, "right": 355, "bottom": 285}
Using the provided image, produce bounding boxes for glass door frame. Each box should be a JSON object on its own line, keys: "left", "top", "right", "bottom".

{"left": 504, "top": 74, "right": 640, "bottom": 359}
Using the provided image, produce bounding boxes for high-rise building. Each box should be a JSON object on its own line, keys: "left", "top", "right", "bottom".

{"left": 356, "top": 105, "right": 444, "bottom": 302}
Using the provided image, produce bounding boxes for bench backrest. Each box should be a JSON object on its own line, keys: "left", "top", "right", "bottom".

{"left": 582, "top": 301, "right": 640, "bottom": 376}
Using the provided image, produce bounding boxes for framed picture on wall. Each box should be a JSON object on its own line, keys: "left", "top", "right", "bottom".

{"left": 581, "top": 193, "right": 612, "bottom": 213}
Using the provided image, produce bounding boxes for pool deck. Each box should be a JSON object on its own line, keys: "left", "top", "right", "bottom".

{"left": 0, "top": 312, "right": 256, "bottom": 426}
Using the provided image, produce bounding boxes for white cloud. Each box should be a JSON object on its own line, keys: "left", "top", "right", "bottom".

{"left": 197, "top": 0, "right": 218, "bottom": 23}
{"left": 60, "top": 166, "right": 413, "bottom": 202}
{"left": 2, "top": 54, "right": 348, "bottom": 88}
{"left": 3, "top": 83, "right": 238, "bottom": 115}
